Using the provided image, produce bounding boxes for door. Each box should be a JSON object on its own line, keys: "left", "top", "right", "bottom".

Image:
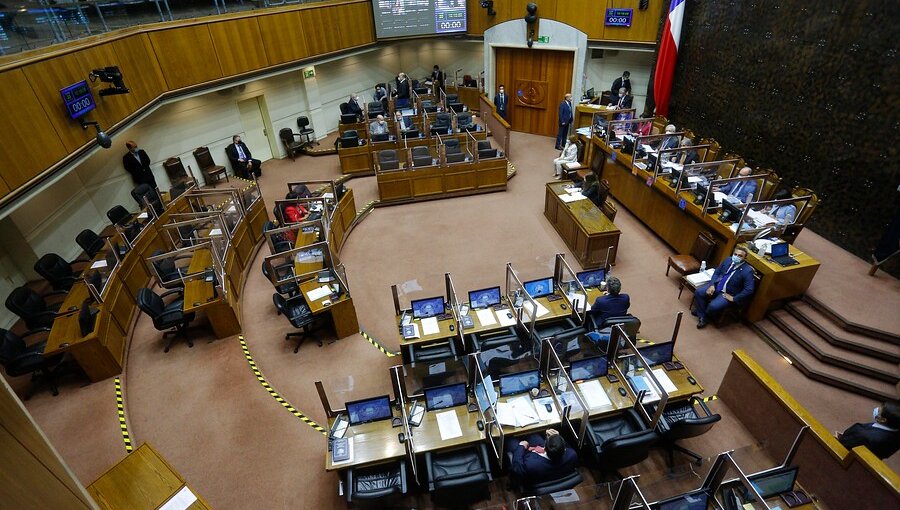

{"left": 237, "top": 96, "right": 274, "bottom": 162}
{"left": 494, "top": 47, "right": 574, "bottom": 137}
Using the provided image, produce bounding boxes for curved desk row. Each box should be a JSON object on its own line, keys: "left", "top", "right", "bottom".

{"left": 339, "top": 130, "right": 489, "bottom": 175}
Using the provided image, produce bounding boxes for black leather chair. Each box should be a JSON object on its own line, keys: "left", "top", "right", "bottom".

{"left": 425, "top": 443, "right": 493, "bottom": 502}
{"left": 131, "top": 183, "right": 162, "bottom": 214}
{"left": 0, "top": 328, "right": 65, "bottom": 399}
{"left": 457, "top": 112, "right": 475, "bottom": 131}
{"left": 469, "top": 327, "right": 517, "bottom": 351}
{"left": 262, "top": 261, "right": 298, "bottom": 297}
{"left": 534, "top": 317, "right": 579, "bottom": 341}
{"left": 378, "top": 150, "right": 400, "bottom": 171}
{"left": 657, "top": 397, "right": 721, "bottom": 468}
{"left": 410, "top": 340, "right": 457, "bottom": 363}
{"left": 584, "top": 408, "right": 658, "bottom": 478}
{"left": 279, "top": 128, "right": 305, "bottom": 160}
{"left": 5, "top": 286, "right": 65, "bottom": 330}
{"left": 505, "top": 446, "right": 582, "bottom": 496}
{"left": 346, "top": 461, "right": 408, "bottom": 503}
{"left": 431, "top": 112, "right": 451, "bottom": 135}
{"left": 589, "top": 314, "right": 642, "bottom": 348}
{"left": 150, "top": 249, "right": 187, "bottom": 289}
{"left": 296, "top": 116, "right": 316, "bottom": 145}
{"left": 479, "top": 341, "right": 534, "bottom": 379}
{"left": 136, "top": 287, "right": 196, "bottom": 352}
{"left": 540, "top": 325, "right": 585, "bottom": 363}
{"left": 33, "top": 253, "right": 83, "bottom": 291}
{"left": 411, "top": 146, "right": 432, "bottom": 167}
{"left": 445, "top": 146, "right": 465, "bottom": 163}
{"left": 273, "top": 293, "right": 323, "bottom": 352}
{"left": 401, "top": 128, "right": 420, "bottom": 139}
{"left": 106, "top": 205, "right": 131, "bottom": 227}
{"left": 444, "top": 138, "right": 460, "bottom": 150}
{"left": 75, "top": 229, "right": 105, "bottom": 259}
{"left": 263, "top": 220, "right": 293, "bottom": 254}
{"left": 421, "top": 100, "right": 438, "bottom": 113}
{"left": 367, "top": 101, "right": 384, "bottom": 119}
{"left": 340, "top": 130, "right": 360, "bottom": 149}
{"left": 477, "top": 140, "right": 498, "bottom": 159}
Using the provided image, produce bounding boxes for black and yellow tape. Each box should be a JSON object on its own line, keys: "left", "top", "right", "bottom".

{"left": 114, "top": 377, "right": 133, "bottom": 453}
{"left": 238, "top": 336, "right": 327, "bottom": 435}
{"left": 360, "top": 329, "right": 398, "bottom": 357}
{"left": 701, "top": 395, "right": 718, "bottom": 403}
{"left": 637, "top": 338, "right": 654, "bottom": 345}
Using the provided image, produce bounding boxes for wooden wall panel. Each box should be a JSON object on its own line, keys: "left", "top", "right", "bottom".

{"left": 554, "top": 0, "right": 606, "bottom": 39}
{"left": 606, "top": 0, "right": 664, "bottom": 43}
{"left": 148, "top": 25, "right": 223, "bottom": 90}
{"left": 495, "top": 47, "right": 574, "bottom": 137}
{"left": 300, "top": 7, "right": 344, "bottom": 56}
{"left": 208, "top": 17, "right": 270, "bottom": 77}
{"left": 257, "top": 11, "right": 310, "bottom": 65}
{"left": 110, "top": 34, "right": 168, "bottom": 115}
{"left": 71, "top": 42, "right": 145, "bottom": 130}
{"left": 335, "top": 1, "right": 376, "bottom": 48}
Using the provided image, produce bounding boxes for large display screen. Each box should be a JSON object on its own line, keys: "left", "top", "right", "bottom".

{"left": 374, "top": 0, "right": 467, "bottom": 39}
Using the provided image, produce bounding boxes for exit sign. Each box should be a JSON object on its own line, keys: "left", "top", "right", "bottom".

{"left": 605, "top": 8, "right": 633, "bottom": 27}
{"left": 302, "top": 67, "right": 316, "bottom": 79}
{"left": 536, "top": 35, "right": 550, "bottom": 44}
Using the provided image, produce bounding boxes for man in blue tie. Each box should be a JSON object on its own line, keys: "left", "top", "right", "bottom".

{"left": 225, "top": 135, "right": 262, "bottom": 178}
{"left": 693, "top": 246, "right": 756, "bottom": 328}
{"left": 556, "top": 93, "right": 573, "bottom": 150}
{"left": 493, "top": 84, "right": 508, "bottom": 120}
{"left": 719, "top": 166, "right": 757, "bottom": 203}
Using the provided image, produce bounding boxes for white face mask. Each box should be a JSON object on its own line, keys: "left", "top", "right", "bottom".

{"left": 874, "top": 406, "right": 881, "bottom": 419}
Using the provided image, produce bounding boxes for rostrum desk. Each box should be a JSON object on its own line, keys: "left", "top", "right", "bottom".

{"left": 544, "top": 181, "right": 621, "bottom": 268}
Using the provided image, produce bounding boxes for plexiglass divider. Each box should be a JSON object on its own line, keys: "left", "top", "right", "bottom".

{"left": 161, "top": 212, "right": 231, "bottom": 260}
{"left": 545, "top": 340, "right": 590, "bottom": 448}
{"left": 733, "top": 194, "right": 813, "bottom": 240}
{"left": 273, "top": 196, "right": 331, "bottom": 229}
{"left": 391, "top": 366, "right": 419, "bottom": 485}
{"left": 604, "top": 116, "right": 654, "bottom": 147}
{"left": 611, "top": 325, "right": 668, "bottom": 429}
{"left": 471, "top": 352, "right": 504, "bottom": 462}
{"left": 114, "top": 201, "right": 156, "bottom": 249}
{"left": 553, "top": 253, "right": 588, "bottom": 322}
{"left": 504, "top": 263, "right": 536, "bottom": 345}
{"left": 654, "top": 144, "right": 711, "bottom": 182}
{"left": 632, "top": 132, "right": 685, "bottom": 173}
{"left": 611, "top": 476, "right": 651, "bottom": 510}
{"left": 703, "top": 451, "right": 772, "bottom": 509}
{"left": 444, "top": 273, "right": 466, "bottom": 351}
{"left": 265, "top": 218, "right": 325, "bottom": 254}
{"left": 671, "top": 159, "right": 740, "bottom": 199}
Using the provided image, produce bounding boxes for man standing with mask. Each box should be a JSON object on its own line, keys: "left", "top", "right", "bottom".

{"left": 692, "top": 246, "right": 755, "bottom": 328}
{"left": 556, "top": 93, "right": 573, "bottom": 150}
{"left": 122, "top": 141, "right": 156, "bottom": 188}
{"left": 494, "top": 84, "right": 508, "bottom": 120}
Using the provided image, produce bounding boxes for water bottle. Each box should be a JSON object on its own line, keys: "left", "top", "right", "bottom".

{"left": 700, "top": 260, "right": 707, "bottom": 272}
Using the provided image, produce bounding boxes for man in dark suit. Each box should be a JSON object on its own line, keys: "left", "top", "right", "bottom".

{"left": 693, "top": 246, "right": 756, "bottom": 328}
{"left": 430, "top": 65, "right": 445, "bottom": 94}
{"left": 590, "top": 276, "right": 630, "bottom": 326}
{"left": 347, "top": 94, "right": 363, "bottom": 121}
{"left": 507, "top": 428, "right": 578, "bottom": 486}
{"left": 556, "top": 93, "right": 573, "bottom": 150}
{"left": 394, "top": 72, "right": 410, "bottom": 108}
{"left": 225, "top": 135, "right": 262, "bottom": 178}
{"left": 610, "top": 71, "right": 631, "bottom": 96}
{"left": 837, "top": 401, "right": 900, "bottom": 459}
{"left": 612, "top": 87, "right": 633, "bottom": 109}
{"left": 122, "top": 140, "right": 156, "bottom": 188}
{"left": 493, "top": 84, "right": 508, "bottom": 120}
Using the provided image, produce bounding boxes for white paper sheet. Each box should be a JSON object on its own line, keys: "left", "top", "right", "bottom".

{"left": 566, "top": 293, "right": 587, "bottom": 312}
{"left": 90, "top": 260, "right": 108, "bottom": 269}
{"left": 508, "top": 395, "right": 540, "bottom": 427}
{"left": 208, "top": 228, "right": 223, "bottom": 236}
{"left": 564, "top": 161, "right": 583, "bottom": 170}
{"left": 497, "top": 309, "right": 517, "bottom": 327}
{"left": 496, "top": 402, "right": 517, "bottom": 427}
{"left": 158, "top": 486, "right": 198, "bottom": 510}
{"left": 687, "top": 176, "right": 702, "bottom": 183}
{"left": 577, "top": 380, "right": 613, "bottom": 409}
{"left": 522, "top": 301, "right": 550, "bottom": 319}
{"left": 652, "top": 368, "right": 679, "bottom": 393}
{"left": 533, "top": 397, "right": 560, "bottom": 422}
{"left": 475, "top": 308, "right": 497, "bottom": 326}
{"left": 307, "top": 285, "right": 333, "bottom": 301}
{"left": 420, "top": 316, "right": 440, "bottom": 336}
{"left": 559, "top": 192, "right": 586, "bottom": 203}
{"left": 137, "top": 212, "right": 149, "bottom": 219}
{"left": 436, "top": 410, "right": 463, "bottom": 440}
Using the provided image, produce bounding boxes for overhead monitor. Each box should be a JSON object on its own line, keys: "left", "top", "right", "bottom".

{"left": 576, "top": 269, "right": 606, "bottom": 288}
{"left": 468, "top": 286, "right": 501, "bottom": 309}
{"left": 345, "top": 395, "right": 393, "bottom": 425}
{"left": 373, "top": 0, "right": 467, "bottom": 39}
{"left": 411, "top": 296, "right": 445, "bottom": 319}
{"left": 424, "top": 382, "right": 468, "bottom": 411}
{"left": 498, "top": 369, "right": 540, "bottom": 397}
{"left": 523, "top": 277, "right": 554, "bottom": 298}
{"left": 638, "top": 342, "right": 674, "bottom": 366}
{"left": 569, "top": 356, "right": 608, "bottom": 380}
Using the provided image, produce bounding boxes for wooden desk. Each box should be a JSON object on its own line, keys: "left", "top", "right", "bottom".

{"left": 325, "top": 417, "right": 406, "bottom": 472}
{"left": 461, "top": 302, "right": 516, "bottom": 337}
{"left": 338, "top": 142, "right": 373, "bottom": 175}
{"left": 397, "top": 315, "right": 458, "bottom": 363}
{"left": 743, "top": 244, "right": 820, "bottom": 322}
{"left": 87, "top": 442, "right": 212, "bottom": 510}
{"left": 377, "top": 155, "right": 507, "bottom": 204}
{"left": 298, "top": 278, "right": 359, "bottom": 340}
{"left": 327, "top": 188, "right": 357, "bottom": 253}
{"left": 497, "top": 382, "right": 563, "bottom": 436}
{"left": 182, "top": 248, "right": 241, "bottom": 338}
{"left": 413, "top": 404, "right": 484, "bottom": 454}
{"left": 544, "top": 182, "right": 621, "bottom": 268}
{"left": 527, "top": 294, "right": 573, "bottom": 325}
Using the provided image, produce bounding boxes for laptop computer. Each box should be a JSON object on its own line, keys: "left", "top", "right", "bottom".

{"left": 770, "top": 242, "right": 799, "bottom": 266}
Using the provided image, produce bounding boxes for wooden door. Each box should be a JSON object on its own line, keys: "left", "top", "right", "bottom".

{"left": 494, "top": 47, "right": 574, "bottom": 137}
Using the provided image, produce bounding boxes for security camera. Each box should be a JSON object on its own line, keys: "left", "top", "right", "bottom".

{"left": 89, "top": 66, "right": 130, "bottom": 96}
{"left": 481, "top": 0, "right": 495, "bottom": 16}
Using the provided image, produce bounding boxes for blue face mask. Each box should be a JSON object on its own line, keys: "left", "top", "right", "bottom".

{"left": 731, "top": 255, "right": 743, "bottom": 265}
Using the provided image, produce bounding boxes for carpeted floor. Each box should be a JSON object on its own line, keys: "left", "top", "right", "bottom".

{"left": 9, "top": 129, "right": 899, "bottom": 508}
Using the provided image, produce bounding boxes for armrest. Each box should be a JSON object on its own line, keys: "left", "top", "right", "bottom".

{"left": 159, "top": 288, "right": 185, "bottom": 299}
{"left": 425, "top": 452, "right": 435, "bottom": 490}
{"left": 156, "top": 309, "right": 186, "bottom": 323}
{"left": 19, "top": 327, "right": 53, "bottom": 339}
{"left": 477, "top": 443, "right": 492, "bottom": 479}
{"left": 689, "top": 396, "right": 715, "bottom": 418}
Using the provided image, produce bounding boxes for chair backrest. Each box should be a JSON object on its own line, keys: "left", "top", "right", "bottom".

{"left": 340, "top": 133, "right": 359, "bottom": 148}
{"left": 446, "top": 151, "right": 465, "bottom": 163}
{"left": 444, "top": 138, "right": 459, "bottom": 149}
{"left": 131, "top": 184, "right": 154, "bottom": 207}
{"left": 34, "top": 253, "right": 72, "bottom": 288}
{"left": 666, "top": 412, "right": 721, "bottom": 441}
{"left": 341, "top": 113, "right": 358, "bottom": 124}
{"left": 599, "top": 314, "right": 641, "bottom": 340}
{"left": 5, "top": 287, "right": 49, "bottom": 329}
{"left": 435, "top": 112, "right": 450, "bottom": 125}
{"left": 446, "top": 94, "right": 459, "bottom": 103}
{"left": 163, "top": 157, "right": 187, "bottom": 181}
{"left": 279, "top": 128, "right": 295, "bottom": 144}
{"left": 477, "top": 140, "right": 491, "bottom": 151}
{"left": 76, "top": 229, "right": 104, "bottom": 259}
{"left": 339, "top": 103, "right": 350, "bottom": 114}
{"left": 690, "top": 232, "right": 717, "bottom": 262}
{"left": 598, "top": 430, "right": 658, "bottom": 470}
{"left": 379, "top": 150, "right": 399, "bottom": 170}
{"left": 412, "top": 146, "right": 430, "bottom": 157}
{"left": 136, "top": 288, "right": 165, "bottom": 318}
{"left": 413, "top": 154, "right": 432, "bottom": 167}
{"left": 457, "top": 112, "right": 472, "bottom": 126}
{"left": 367, "top": 102, "right": 383, "bottom": 113}
{"left": 297, "top": 116, "right": 311, "bottom": 129}
{"left": 192, "top": 146, "right": 217, "bottom": 170}
{"left": 0, "top": 328, "right": 25, "bottom": 367}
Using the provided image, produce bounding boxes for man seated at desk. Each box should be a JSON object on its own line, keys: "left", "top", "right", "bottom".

{"left": 589, "top": 277, "right": 630, "bottom": 335}
{"left": 369, "top": 115, "right": 389, "bottom": 136}
{"left": 837, "top": 401, "right": 900, "bottom": 459}
{"left": 669, "top": 138, "right": 699, "bottom": 166}
{"left": 394, "top": 110, "right": 414, "bottom": 131}
{"left": 506, "top": 428, "right": 578, "bottom": 485}
{"left": 693, "top": 247, "right": 756, "bottom": 329}
{"left": 717, "top": 166, "right": 757, "bottom": 204}
{"left": 766, "top": 189, "right": 797, "bottom": 225}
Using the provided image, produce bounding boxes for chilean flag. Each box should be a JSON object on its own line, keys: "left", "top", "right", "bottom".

{"left": 653, "top": 0, "right": 685, "bottom": 117}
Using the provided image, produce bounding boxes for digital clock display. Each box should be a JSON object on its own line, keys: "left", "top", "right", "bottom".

{"left": 60, "top": 80, "right": 96, "bottom": 120}
{"left": 435, "top": 7, "right": 466, "bottom": 34}
{"left": 605, "top": 8, "right": 633, "bottom": 28}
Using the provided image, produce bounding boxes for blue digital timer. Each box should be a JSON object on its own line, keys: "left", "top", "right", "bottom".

{"left": 605, "top": 8, "right": 633, "bottom": 28}
{"left": 60, "top": 80, "right": 96, "bottom": 120}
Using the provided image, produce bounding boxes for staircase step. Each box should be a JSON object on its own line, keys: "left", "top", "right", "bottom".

{"left": 802, "top": 295, "right": 900, "bottom": 345}
{"left": 753, "top": 320, "right": 898, "bottom": 401}
{"left": 785, "top": 301, "right": 900, "bottom": 363}
{"left": 769, "top": 310, "right": 899, "bottom": 383}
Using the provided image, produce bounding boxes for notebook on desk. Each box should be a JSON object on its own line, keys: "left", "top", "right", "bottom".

{"left": 770, "top": 242, "right": 799, "bottom": 267}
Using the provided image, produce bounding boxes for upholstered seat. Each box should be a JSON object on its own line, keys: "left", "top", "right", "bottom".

{"left": 346, "top": 461, "right": 407, "bottom": 502}
{"left": 667, "top": 231, "right": 716, "bottom": 277}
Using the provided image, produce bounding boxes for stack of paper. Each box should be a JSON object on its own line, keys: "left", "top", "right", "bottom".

{"left": 436, "top": 410, "right": 463, "bottom": 440}
{"left": 420, "top": 317, "right": 440, "bottom": 336}
{"left": 559, "top": 192, "right": 586, "bottom": 203}
{"left": 577, "top": 380, "right": 612, "bottom": 409}
{"left": 533, "top": 397, "right": 560, "bottom": 422}
{"left": 685, "top": 269, "right": 714, "bottom": 287}
{"left": 522, "top": 301, "right": 550, "bottom": 320}
{"left": 307, "top": 285, "right": 333, "bottom": 301}
{"left": 159, "top": 486, "right": 199, "bottom": 510}
{"left": 651, "top": 368, "right": 679, "bottom": 393}
{"left": 497, "top": 310, "right": 517, "bottom": 327}
{"left": 507, "top": 395, "right": 540, "bottom": 427}
{"left": 475, "top": 308, "right": 497, "bottom": 326}
{"left": 90, "top": 260, "right": 108, "bottom": 269}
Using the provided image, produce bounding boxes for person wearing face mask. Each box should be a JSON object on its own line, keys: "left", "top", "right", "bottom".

{"left": 493, "top": 84, "right": 509, "bottom": 120}
{"left": 692, "top": 246, "right": 756, "bottom": 328}
{"left": 122, "top": 140, "right": 157, "bottom": 188}
{"left": 369, "top": 114, "right": 388, "bottom": 135}
{"left": 225, "top": 135, "right": 262, "bottom": 178}
{"left": 837, "top": 401, "right": 900, "bottom": 459}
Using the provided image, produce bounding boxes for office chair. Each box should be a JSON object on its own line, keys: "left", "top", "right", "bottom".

{"left": 445, "top": 93, "right": 459, "bottom": 103}
{"left": 506, "top": 442, "right": 582, "bottom": 496}
{"left": 5, "top": 286, "right": 66, "bottom": 330}
{"left": 296, "top": 116, "right": 316, "bottom": 145}
{"left": 378, "top": 150, "right": 400, "bottom": 171}
{"left": 272, "top": 293, "right": 323, "bottom": 352}
{"left": 346, "top": 460, "right": 408, "bottom": 502}
{"left": 0, "top": 328, "right": 65, "bottom": 399}
{"left": 279, "top": 128, "right": 305, "bottom": 161}
{"left": 666, "top": 231, "right": 716, "bottom": 277}
{"left": 106, "top": 205, "right": 131, "bottom": 227}
{"left": 425, "top": 443, "right": 493, "bottom": 503}
{"left": 192, "top": 146, "right": 228, "bottom": 184}
{"left": 410, "top": 340, "right": 457, "bottom": 363}
{"left": 401, "top": 128, "right": 420, "bottom": 139}
{"left": 150, "top": 249, "right": 188, "bottom": 289}
{"left": 136, "top": 287, "right": 196, "bottom": 352}
{"left": 468, "top": 327, "right": 518, "bottom": 351}
{"left": 75, "top": 229, "right": 105, "bottom": 259}
{"left": 263, "top": 221, "right": 293, "bottom": 254}
{"left": 367, "top": 101, "right": 384, "bottom": 119}
{"left": 261, "top": 260, "right": 298, "bottom": 297}
{"left": 534, "top": 317, "right": 579, "bottom": 341}
{"left": 131, "top": 183, "right": 163, "bottom": 214}
{"left": 456, "top": 112, "right": 475, "bottom": 131}
{"left": 421, "top": 100, "right": 438, "bottom": 113}
{"left": 584, "top": 408, "right": 658, "bottom": 479}
{"left": 33, "top": 253, "right": 84, "bottom": 291}
{"left": 371, "top": 132, "right": 390, "bottom": 143}
{"left": 477, "top": 140, "right": 497, "bottom": 159}
{"left": 656, "top": 396, "right": 721, "bottom": 469}
{"left": 588, "top": 314, "right": 641, "bottom": 352}
{"left": 163, "top": 157, "right": 192, "bottom": 189}
{"left": 445, "top": 146, "right": 465, "bottom": 163}
{"left": 411, "top": 146, "right": 432, "bottom": 167}
{"left": 542, "top": 326, "right": 585, "bottom": 362}
{"left": 340, "top": 130, "right": 360, "bottom": 148}
{"left": 444, "top": 138, "right": 460, "bottom": 150}
{"left": 431, "top": 112, "right": 451, "bottom": 134}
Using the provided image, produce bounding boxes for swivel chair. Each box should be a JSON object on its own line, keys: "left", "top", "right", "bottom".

{"left": 468, "top": 327, "right": 518, "bottom": 351}
{"left": 5, "top": 286, "right": 65, "bottom": 330}
{"left": 584, "top": 408, "right": 658, "bottom": 479}
{"left": 445, "top": 146, "right": 465, "bottom": 163}
{"left": 367, "top": 101, "right": 384, "bottom": 119}
{"left": 345, "top": 460, "right": 408, "bottom": 503}
{"left": 106, "top": 205, "right": 132, "bottom": 227}
{"left": 261, "top": 261, "right": 298, "bottom": 297}
{"left": 425, "top": 443, "right": 493, "bottom": 504}
{"left": 456, "top": 112, "right": 475, "bottom": 131}
{"left": 656, "top": 396, "right": 721, "bottom": 469}
{"left": 296, "top": 116, "right": 317, "bottom": 145}
{"left": 75, "top": 229, "right": 105, "bottom": 259}
{"left": 410, "top": 340, "right": 457, "bottom": 363}
{"left": 339, "top": 130, "right": 360, "bottom": 149}
{"left": 378, "top": 150, "right": 400, "bottom": 171}
{"left": 150, "top": 249, "right": 188, "bottom": 289}
{"left": 506, "top": 442, "right": 582, "bottom": 496}
{"left": 33, "top": 253, "right": 83, "bottom": 291}
{"left": 431, "top": 112, "right": 451, "bottom": 135}
{"left": 411, "top": 146, "right": 432, "bottom": 167}
{"left": 273, "top": 293, "right": 323, "bottom": 353}
{"left": 263, "top": 221, "right": 293, "bottom": 254}
{"left": 477, "top": 140, "right": 497, "bottom": 159}
{"left": 136, "top": 287, "right": 196, "bottom": 352}
{"left": 131, "top": 183, "right": 163, "bottom": 214}
{"left": 0, "top": 328, "right": 65, "bottom": 399}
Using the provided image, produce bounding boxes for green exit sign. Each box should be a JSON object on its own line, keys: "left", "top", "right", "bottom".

{"left": 303, "top": 67, "right": 316, "bottom": 79}
{"left": 536, "top": 35, "right": 550, "bottom": 44}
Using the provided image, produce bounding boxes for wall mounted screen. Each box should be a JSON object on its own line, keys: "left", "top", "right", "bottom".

{"left": 374, "top": 0, "right": 467, "bottom": 39}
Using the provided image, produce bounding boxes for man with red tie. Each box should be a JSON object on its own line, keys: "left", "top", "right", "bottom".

{"left": 693, "top": 246, "right": 756, "bottom": 328}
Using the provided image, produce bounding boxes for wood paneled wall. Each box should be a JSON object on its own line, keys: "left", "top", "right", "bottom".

{"left": 466, "top": 0, "right": 665, "bottom": 42}
{"left": 494, "top": 47, "right": 574, "bottom": 137}
{"left": 0, "top": 1, "right": 375, "bottom": 208}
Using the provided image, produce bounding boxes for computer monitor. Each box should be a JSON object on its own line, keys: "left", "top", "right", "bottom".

{"left": 693, "top": 183, "right": 710, "bottom": 204}
{"left": 468, "top": 286, "right": 501, "bottom": 309}
{"left": 657, "top": 491, "right": 708, "bottom": 510}
{"left": 584, "top": 87, "right": 595, "bottom": 99}
{"left": 411, "top": 296, "right": 445, "bottom": 319}
{"left": 371, "top": 132, "right": 389, "bottom": 142}
{"left": 638, "top": 342, "right": 674, "bottom": 366}
{"left": 749, "top": 466, "right": 798, "bottom": 498}
{"left": 569, "top": 355, "right": 608, "bottom": 380}
{"left": 424, "top": 382, "right": 468, "bottom": 411}
{"left": 523, "top": 277, "right": 554, "bottom": 298}
{"left": 720, "top": 198, "right": 745, "bottom": 223}
{"left": 345, "top": 395, "right": 393, "bottom": 425}
{"left": 771, "top": 242, "right": 789, "bottom": 257}
{"left": 499, "top": 369, "right": 541, "bottom": 397}
{"left": 576, "top": 269, "right": 606, "bottom": 288}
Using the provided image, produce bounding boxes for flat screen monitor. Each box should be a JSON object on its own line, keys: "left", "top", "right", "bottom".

{"left": 749, "top": 466, "right": 798, "bottom": 498}
{"left": 373, "top": 0, "right": 467, "bottom": 39}
{"left": 371, "top": 132, "right": 389, "bottom": 142}
{"left": 411, "top": 296, "right": 445, "bottom": 319}
{"left": 576, "top": 269, "right": 606, "bottom": 288}
{"left": 721, "top": 198, "right": 745, "bottom": 223}
{"left": 345, "top": 395, "right": 393, "bottom": 425}
{"left": 658, "top": 491, "right": 708, "bottom": 510}
{"left": 584, "top": 87, "right": 595, "bottom": 99}
{"left": 569, "top": 355, "right": 608, "bottom": 380}
{"left": 499, "top": 369, "right": 541, "bottom": 397}
{"left": 468, "top": 286, "right": 501, "bottom": 309}
{"left": 523, "top": 277, "right": 554, "bottom": 298}
{"left": 424, "top": 382, "right": 468, "bottom": 411}
{"left": 638, "top": 342, "right": 674, "bottom": 366}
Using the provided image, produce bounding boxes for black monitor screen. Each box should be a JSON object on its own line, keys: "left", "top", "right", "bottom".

{"left": 569, "top": 356, "right": 608, "bottom": 380}
{"left": 576, "top": 269, "right": 606, "bottom": 288}
{"left": 468, "top": 286, "right": 501, "bottom": 309}
{"left": 499, "top": 369, "right": 541, "bottom": 397}
{"left": 694, "top": 183, "right": 710, "bottom": 202}
{"left": 411, "top": 296, "right": 445, "bottom": 319}
{"left": 749, "top": 466, "right": 798, "bottom": 498}
{"left": 424, "top": 382, "right": 468, "bottom": 411}
{"left": 638, "top": 342, "right": 674, "bottom": 366}
{"left": 346, "top": 395, "right": 393, "bottom": 425}
{"left": 721, "top": 198, "right": 744, "bottom": 223}
{"left": 523, "top": 277, "right": 554, "bottom": 298}
{"left": 658, "top": 491, "right": 708, "bottom": 510}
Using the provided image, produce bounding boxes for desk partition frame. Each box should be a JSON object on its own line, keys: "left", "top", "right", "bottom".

{"left": 612, "top": 475, "right": 651, "bottom": 510}
{"left": 264, "top": 218, "right": 325, "bottom": 254}
{"left": 146, "top": 241, "right": 225, "bottom": 293}
{"left": 114, "top": 202, "right": 156, "bottom": 250}
{"left": 545, "top": 341, "right": 590, "bottom": 449}
{"left": 553, "top": 253, "right": 589, "bottom": 324}
{"left": 391, "top": 366, "right": 419, "bottom": 485}
{"left": 161, "top": 212, "right": 231, "bottom": 261}
{"left": 734, "top": 195, "right": 813, "bottom": 240}
{"left": 703, "top": 451, "right": 771, "bottom": 509}
{"left": 611, "top": 326, "right": 667, "bottom": 429}
{"left": 633, "top": 132, "right": 685, "bottom": 174}
{"left": 444, "top": 272, "right": 466, "bottom": 351}
{"left": 504, "top": 263, "right": 537, "bottom": 353}
{"left": 672, "top": 159, "right": 740, "bottom": 198}
{"left": 471, "top": 352, "right": 504, "bottom": 462}
{"left": 654, "top": 144, "right": 712, "bottom": 182}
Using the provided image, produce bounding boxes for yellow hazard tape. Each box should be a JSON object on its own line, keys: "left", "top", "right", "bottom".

{"left": 238, "top": 336, "right": 327, "bottom": 435}
{"left": 360, "top": 329, "right": 398, "bottom": 357}
{"left": 637, "top": 338, "right": 654, "bottom": 345}
{"left": 701, "top": 395, "right": 718, "bottom": 403}
{"left": 114, "top": 377, "right": 133, "bottom": 453}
